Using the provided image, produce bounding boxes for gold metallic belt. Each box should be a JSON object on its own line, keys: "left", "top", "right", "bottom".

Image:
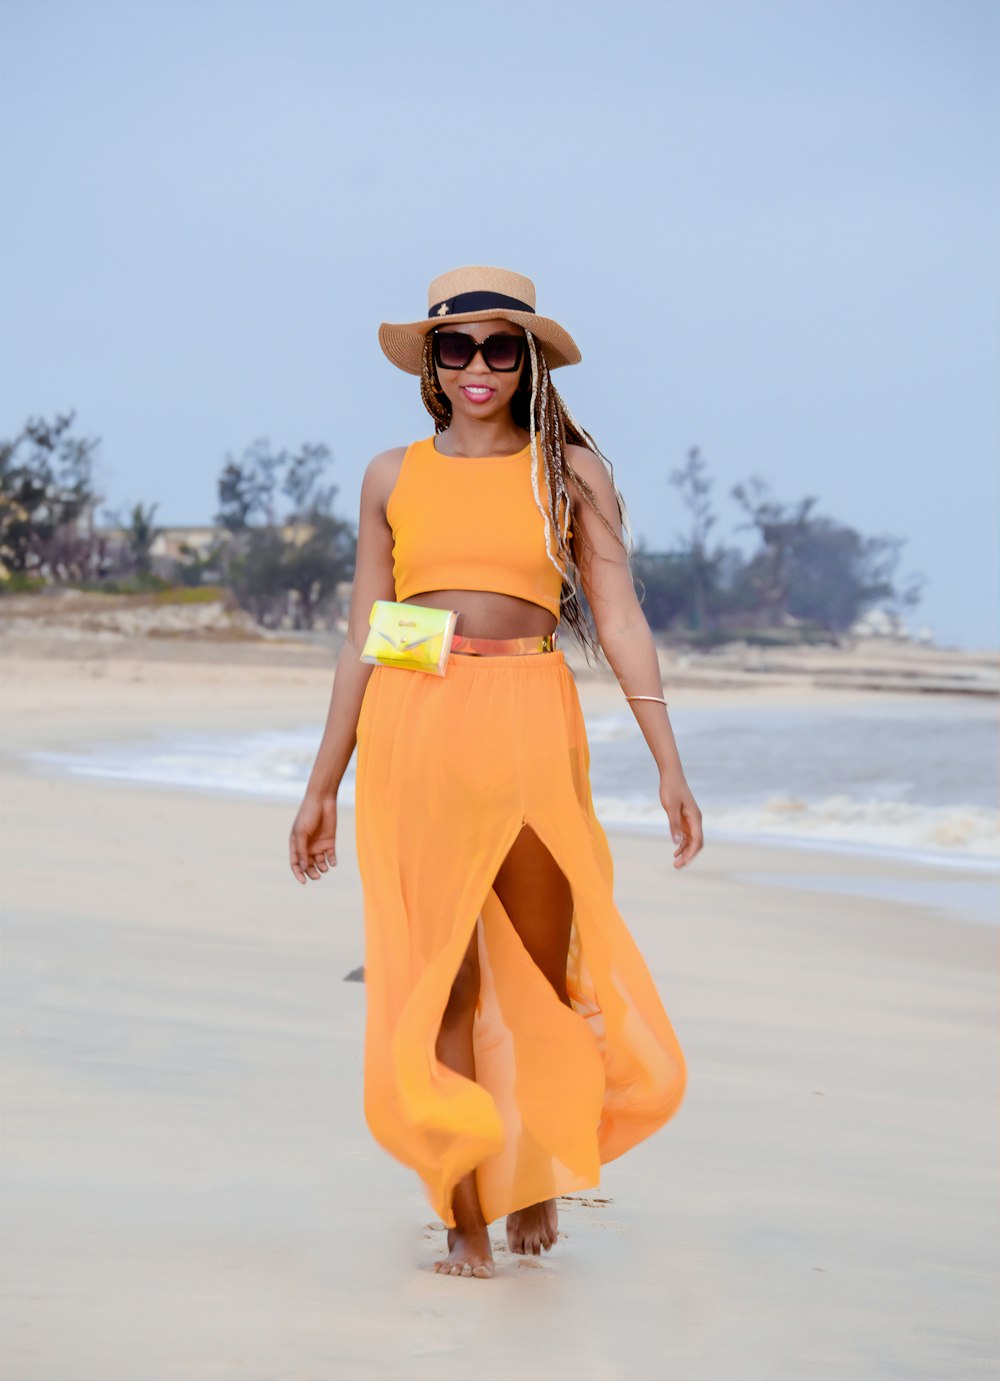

{"left": 450, "top": 630, "right": 558, "bottom": 657}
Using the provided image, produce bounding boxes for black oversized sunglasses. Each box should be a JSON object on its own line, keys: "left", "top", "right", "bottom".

{"left": 432, "top": 329, "right": 526, "bottom": 373}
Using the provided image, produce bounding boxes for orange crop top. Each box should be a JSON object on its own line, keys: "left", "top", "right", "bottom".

{"left": 385, "top": 435, "right": 567, "bottom": 619}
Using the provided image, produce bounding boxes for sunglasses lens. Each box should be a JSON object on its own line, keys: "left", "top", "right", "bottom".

{"left": 482, "top": 336, "right": 523, "bottom": 371}
{"left": 433, "top": 331, "right": 525, "bottom": 372}
{"left": 434, "top": 333, "right": 475, "bottom": 370}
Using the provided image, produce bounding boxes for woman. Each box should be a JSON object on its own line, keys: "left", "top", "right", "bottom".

{"left": 289, "top": 265, "right": 703, "bottom": 1280}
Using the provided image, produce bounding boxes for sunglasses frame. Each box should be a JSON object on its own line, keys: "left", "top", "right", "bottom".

{"left": 431, "top": 328, "right": 527, "bottom": 374}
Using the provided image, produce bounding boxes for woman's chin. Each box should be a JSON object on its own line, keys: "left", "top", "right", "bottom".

{"left": 452, "top": 399, "right": 507, "bottom": 421}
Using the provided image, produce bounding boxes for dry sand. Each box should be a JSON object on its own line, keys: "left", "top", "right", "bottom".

{"left": 1, "top": 628, "right": 997, "bottom": 1381}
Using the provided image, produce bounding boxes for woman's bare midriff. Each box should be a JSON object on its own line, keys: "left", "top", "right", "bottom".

{"left": 407, "top": 589, "right": 557, "bottom": 641}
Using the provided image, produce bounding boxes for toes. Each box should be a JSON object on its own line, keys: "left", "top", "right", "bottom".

{"left": 435, "top": 1260, "right": 493, "bottom": 1277}
{"left": 503, "top": 1204, "right": 558, "bottom": 1259}
{"left": 435, "top": 1256, "right": 491, "bottom": 1277}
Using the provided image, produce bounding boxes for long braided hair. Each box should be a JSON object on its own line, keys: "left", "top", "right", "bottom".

{"left": 419, "top": 327, "right": 633, "bottom": 663}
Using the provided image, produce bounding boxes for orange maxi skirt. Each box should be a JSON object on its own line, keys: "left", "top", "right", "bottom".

{"left": 353, "top": 647, "right": 687, "bottom": 1229}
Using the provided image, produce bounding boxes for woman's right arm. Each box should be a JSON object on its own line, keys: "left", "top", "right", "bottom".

{"left": 288, "top": 448, "right": 402, "bottom": 884}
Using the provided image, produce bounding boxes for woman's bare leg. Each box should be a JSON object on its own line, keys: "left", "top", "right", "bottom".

{"left": 433, "top": 825, "right": 573, "bottom": 1268}
{"left": 433, "top": 926, "right": 494, "bottom": 1278}
{"left": 492, "top": 822, "right": 574, "bottom": 1256}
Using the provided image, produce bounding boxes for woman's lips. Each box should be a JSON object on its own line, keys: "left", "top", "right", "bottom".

{"left": 461, "top": 385, "right": 495, "bottom": 404}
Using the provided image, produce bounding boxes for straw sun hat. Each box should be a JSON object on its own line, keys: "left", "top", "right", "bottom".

{"left": 378, "top": 265, "right": 582, "bottom": 376}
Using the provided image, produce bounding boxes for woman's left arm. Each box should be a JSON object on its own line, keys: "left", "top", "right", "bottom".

{"left": 567, "top": 445, "right": 704, "bottom": 869}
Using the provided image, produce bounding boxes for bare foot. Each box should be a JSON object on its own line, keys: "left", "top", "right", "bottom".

{"left": 506, "top": 1199, "right": 558, "bottom": 1255}
{"left": 433, "top": 1225, "right": 495, "bottom": 1278}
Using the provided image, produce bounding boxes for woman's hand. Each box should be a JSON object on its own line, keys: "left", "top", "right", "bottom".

{"left": 660, "top": 767, "right": 704, "bottom": 869}
{"left": 289, "top": 793, "right": 338, "bottom": 884}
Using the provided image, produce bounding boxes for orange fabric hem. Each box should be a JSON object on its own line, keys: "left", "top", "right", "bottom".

{"left": 354, "top": 649, "right": 687, "bottom": 1227}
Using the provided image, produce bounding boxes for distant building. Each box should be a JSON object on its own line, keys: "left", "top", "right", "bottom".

{"left": 150, "top": 526, "right": 222, "bottom": 563}
{"left": 848, "top": 608, "right": 913, "bottom": 641}
{"left": 149, "top": 526, "right": 229, "bottom": 579}
{"left": 88, "top": 523, "right": 231, "bottom": 580}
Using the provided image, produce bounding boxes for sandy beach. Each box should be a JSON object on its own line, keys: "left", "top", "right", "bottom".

{"left": 1, "top": 615, "right": 997, "bottom": 1381}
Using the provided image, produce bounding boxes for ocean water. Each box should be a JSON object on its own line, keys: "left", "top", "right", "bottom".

{"left": 583, "top": 700, "right": 999, "bottom": 870}
{"left": 30, "top": 697, "right": 998, "bottom": 878}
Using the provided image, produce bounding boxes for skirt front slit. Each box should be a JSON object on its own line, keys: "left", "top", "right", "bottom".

{"left": 353, "top": 647, "right": 687, "bottom": 1228}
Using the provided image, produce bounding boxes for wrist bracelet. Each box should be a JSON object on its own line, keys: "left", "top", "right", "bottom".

{"left": 625, "top": 695, "right": 669, "bottom": 706}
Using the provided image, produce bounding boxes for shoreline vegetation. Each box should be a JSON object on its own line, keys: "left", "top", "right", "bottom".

{"left": 3, "top": 413, "right": 945, "bottom": 652}
{"left": 1, "top": 587, "right": 996, "bottom": 700}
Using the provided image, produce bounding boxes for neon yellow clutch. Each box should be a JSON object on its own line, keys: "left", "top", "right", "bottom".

{"left": 360, "top": 600, "right": 459, "bottom": 677}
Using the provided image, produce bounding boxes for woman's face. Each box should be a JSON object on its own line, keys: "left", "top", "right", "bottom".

{"left": 431, "top": 319, "right": 527, "bottom": 422}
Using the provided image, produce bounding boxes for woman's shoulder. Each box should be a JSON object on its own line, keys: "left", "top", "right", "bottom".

{"left": 366, "top": 443, "right": 407, "bottom": 468}
{"left": 362, "top": 442, "right": 423, "bottom": 515}
{"left": 363, "top": 442, "right": 412, "bottom": 486}
{"left": 565, "top": 442, "right": 611, "bottom": 490}
{"left": 366, "top": 435, "right": 437, "bottom": 468}
{"left": 565, "top": 441, "right": 597, "bottom": 470}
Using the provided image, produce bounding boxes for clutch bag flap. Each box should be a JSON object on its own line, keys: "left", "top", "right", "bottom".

{"left": 360, "top": 600, "right": 458, "bottom": 676}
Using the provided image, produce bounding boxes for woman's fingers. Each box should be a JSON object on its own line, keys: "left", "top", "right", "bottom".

{"left": 305, "top": 850, "right": 323, "bottom": 880}
{"left": 666, "top": 804, "right": 687, "bottom": 858}
{"left": 290, "top": 837, "right": 338, "bottom": 883}
{"left": 290, "top": 835, "right": 311, "bottom": 884}
{"left": 290, "top": 827, "right": 323, "bottom": 883}
{"left": 290, "top": 799, "right": 339, "bottom": 883}
{"left": 662, "top": 788, "right": 704, "bottom": 868}
{"left": 675, "top": 798, "right": 704, "bottom": 867}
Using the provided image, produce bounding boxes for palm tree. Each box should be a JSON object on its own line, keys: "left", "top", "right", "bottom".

{"left": 126, "top": 501, "right": 160, "bottom": 577}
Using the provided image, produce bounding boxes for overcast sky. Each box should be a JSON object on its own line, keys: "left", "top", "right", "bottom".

{"left": 1, "top": 0, "right": 996, "bottom": 649}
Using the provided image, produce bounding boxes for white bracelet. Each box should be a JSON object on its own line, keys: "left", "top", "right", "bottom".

{"left": 625, "top": 695, "right": 669, "bottom": 706}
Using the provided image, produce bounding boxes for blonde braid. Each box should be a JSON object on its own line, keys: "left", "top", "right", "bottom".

{"left": 524, "top": 332, "right": 633, "bottom": 662}
{"left": 526, "top": 331, "right": 572, "bottom": 592}
{"left": 547, "top": 372, "right": 634, "bottom": 558}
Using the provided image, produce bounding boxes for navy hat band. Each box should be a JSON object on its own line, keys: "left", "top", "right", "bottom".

{"left": 428, "top": 290, "right": 535, "bottom": 320}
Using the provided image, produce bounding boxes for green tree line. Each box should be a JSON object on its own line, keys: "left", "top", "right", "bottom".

{"left": 1, "top": 413, "right": 923, "bottom": 641}
{"left": 628, "top": 447, "right": 924, "bottom": 646}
